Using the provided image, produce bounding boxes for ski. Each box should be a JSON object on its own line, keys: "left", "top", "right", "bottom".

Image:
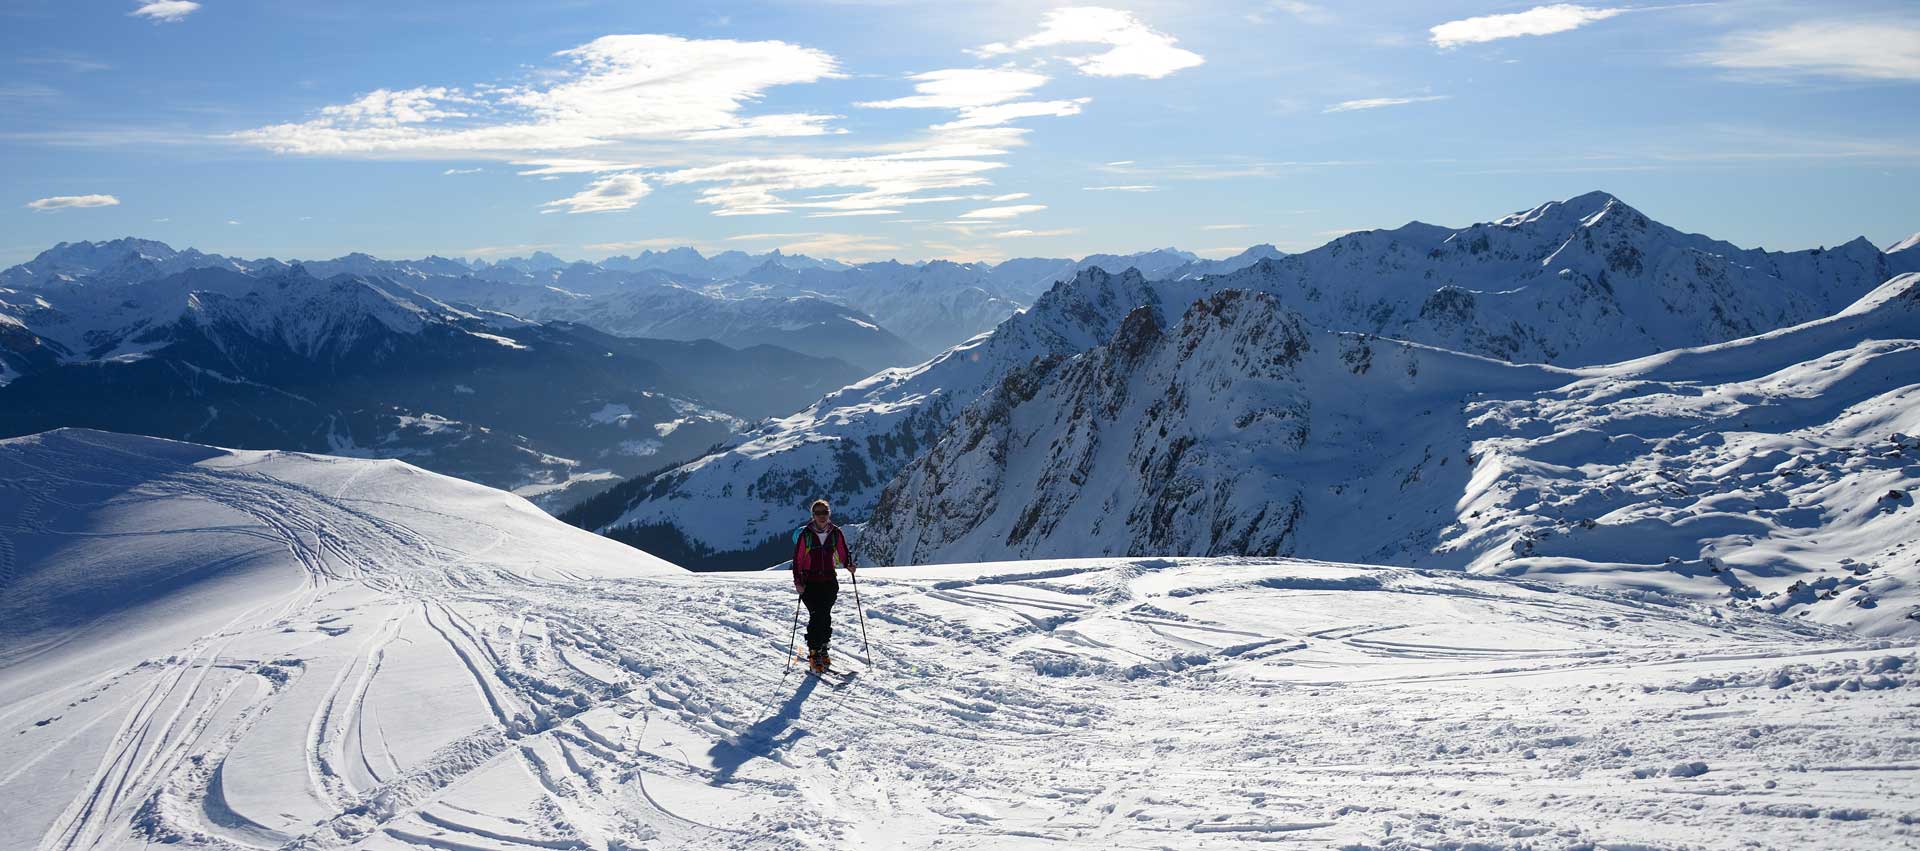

{"left": 812, "top": 667, "right": 860, "bottom": 687}
{"left": 791, "top": 650, "right": 859, "bottom": 684}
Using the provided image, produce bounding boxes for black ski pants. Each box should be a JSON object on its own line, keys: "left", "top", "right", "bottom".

{"left": 800, "top": 580, "right": 839, "bottom": 652}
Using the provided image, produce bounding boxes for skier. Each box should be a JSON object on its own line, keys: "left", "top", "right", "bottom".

{"left": 791, "top": 498, "right": 853, "bottom": 673}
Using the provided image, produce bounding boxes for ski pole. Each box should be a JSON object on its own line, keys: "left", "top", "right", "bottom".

{"left": 784, "top": 591, "right": 801, "bottom": 673}
{"left": 850, "top": 564, "right": 874, "bottom": 670}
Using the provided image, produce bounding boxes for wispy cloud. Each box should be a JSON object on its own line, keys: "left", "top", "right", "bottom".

{"left": 726, "top": 231, "right": 901, "bottom": 260}
{"left": 996, "top": 228, "right": 1079, "bottom": 237}
{"left": 1249, "top": 1, "right": 1334, "bottom": 25}
{"left": 1430, "top": 4, "right": 1626, "bottom": 49}
{"left": 26, "top": 194, "right": 120, "bottom": 211}
{"left": 956, "top": 203, "right": 1046, "bottom": 220}
{"left": 857, "top": 68, "right": 1088, "bottom": 130}
{"left": 541, "top": 172, "right": 652, "bottom": 214}
{"left": 232, "top": 35, "right": 843, "bottom": 156}
{"left": 0, "top": 83, "right": 58, "bottom": 100}
{"left": 582, "top": 237, "right": 697, "bottom": 252}
{"left": 460, "top": 243, "right": 560, "bottom": 257}
{"left": 1324, "top": 95, "right": 1450, "bottom": 113}
{"left": 18, "top": 54, "right": 112, "bottom": 73}
{"left": 977, "top": 7, "right": 1204, "bottom": 79}
{"left": 442, "top": 167, "right": 485, "bottom": 175}
{"left": 655, "top": 155, "right": 1006, "bottom": 217}
{"left": 130, "top": 1, "right": 199, "bottom": 23}
{"left": 1697, "top": 20, "right": 1920, "bottom": 82}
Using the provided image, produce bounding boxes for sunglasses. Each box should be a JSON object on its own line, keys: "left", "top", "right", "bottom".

{"left": 812, "top": 509, "right": 830, "bottom": 515}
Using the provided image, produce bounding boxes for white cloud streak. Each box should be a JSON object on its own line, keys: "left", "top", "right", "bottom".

{"left": 232, "top": 35, "right": 842, "bottom": 156}
{"left": 726, "top": 231, "right": 902, "bottom": 260}
{"left": 1430, "top": 5, "right": 1626, "bottom": 49}
{"left": 956, "top": 203, "right": 1046, "bottom": 219}
{"left": 1324, "top": 95, "right": 1450, "bottom": 113}
{"left": 131, "top": 1, "right": 199, "bottom": 23}
{"left": 1698, "top": 20, "right": 1920, "bottom": 81}
{"left": 26, "top": 194, "right": 121, "bottom": 211}
{"left": 655, "top": 156, "right": 1006, "bottom": 216}
{"left": 858, "top": 68, "right": 1089, "bottom": 129}
{"left": 541, "top": 172, "right": 652, "bottom": 214}
{"left": 978, "top": 7, "right": 1204, "bottom": 79}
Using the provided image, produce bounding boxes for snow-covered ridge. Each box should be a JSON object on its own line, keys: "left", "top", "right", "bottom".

{"left": 1202, "top": 191, "right": 1900, "bottom": 365}
{"left": 3, "top": 433, "right": 1915, "bottom": 849}
{"left": 0, "top": 267, "right": 866, "bottom": 508}
{"left": 569, "top": 266, "right": 1172, "bottom": 566}
{"left": 573, "top": 191, "right": 1912, "bottom": 569}
{"left": 859, "top": 274, "right": 1920, "bottom": 634}
{"left": 2, "top": 238, "right": 1279, "bottom": 374}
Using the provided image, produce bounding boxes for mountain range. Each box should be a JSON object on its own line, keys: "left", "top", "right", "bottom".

{"left": 568, "top": 192, "right": 1920, "bottom": 596}
{"left": 0, "top": 265, "right": 864, "bottom": 506}
{"left": 0, "top": 236, "right": 1281, "bottom": 510}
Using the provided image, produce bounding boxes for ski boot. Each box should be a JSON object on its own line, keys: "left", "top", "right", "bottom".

{"left": 808, "top": 649, "right": 830, "bottom": 674}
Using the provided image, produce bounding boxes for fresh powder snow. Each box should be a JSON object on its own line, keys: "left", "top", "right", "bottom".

{"left": 2, "top": 429, "right": 1915, "bottom": 850}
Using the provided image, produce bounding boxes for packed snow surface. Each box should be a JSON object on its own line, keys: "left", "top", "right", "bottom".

{"left": 3, "top": 430, "right": 1917, "bottom": 850}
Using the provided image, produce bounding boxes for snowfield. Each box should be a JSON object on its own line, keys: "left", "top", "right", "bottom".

{"left": 4, "top": 430, "right": 1917, "bottom": 850}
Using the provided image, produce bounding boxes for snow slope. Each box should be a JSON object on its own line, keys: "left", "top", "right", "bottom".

{"left": 3, "top": 431, "right": 1916, "bottom": 849}
{"left": 858, "top": 274, "right": 1920, "bottom": 635}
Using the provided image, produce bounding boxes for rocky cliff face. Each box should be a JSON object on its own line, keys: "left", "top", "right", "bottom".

{"left": 570, "top": 267, "right": 1173, "bottom": 567}
{"left": 856, "top": 288, "right": 1504, "bottom": 566}
{"left": 859, "top": 275, "right": 1920, "bottom": 635}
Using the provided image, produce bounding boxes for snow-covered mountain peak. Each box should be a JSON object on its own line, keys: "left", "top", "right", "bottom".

{"left": 1, "top": 237, "right": 250, "bottom": 289}
{"left": 1889, "top": 231, "right": 1920, "bottom": 255}
{"left": 173, "top": 269, "right": 486, "bottom": 360}
{"left": 1489, "top": 190, "right": 1634, "bottom": 230}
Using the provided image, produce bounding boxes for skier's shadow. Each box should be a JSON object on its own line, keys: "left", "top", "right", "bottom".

{"left": 707, "top": 674, "right": 820, "bottom": 785}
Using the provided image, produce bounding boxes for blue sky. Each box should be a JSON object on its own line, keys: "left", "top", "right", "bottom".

{"left": 3, "top": 1, "right": 1917, "bottom": 266}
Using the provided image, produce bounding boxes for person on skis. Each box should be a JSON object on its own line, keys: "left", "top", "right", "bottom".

{"left": 792, "top": 498, "right": 853, "bottom": 673}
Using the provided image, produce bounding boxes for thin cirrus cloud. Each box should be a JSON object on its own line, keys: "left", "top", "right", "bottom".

{"left": 130, "top": 1, "right": 200, "bottom": 23}
{"left": 1697, "top": 20, "right": 1920, "bottom": 82}
{"left": 996, "top": 228, "right": 1079, "bottom": 238}
{"left": 231, "top": 35, "right": 844, "bottom": 157}
{"left": 542, "top": 172, "right": 652, "bottom": 214}
{"left": 1324, "top": 95, "right": 1450, "bottom": 113}
{"left": 956, "top": 204, "right": 1047, "bottom": 220}
{"left": 855, "top": 68, "right": 1090, "bottom": 130}
{"left": 1430, "top": 4, "right": 1626, "bottom": 49}
{"left": 26, "top": 194, "right": 121, "bottom": 211}
{"left": 726, "top": 231, "right": 902, "bottom": 260}
{"left": 232, "top": 9, "right": 1201, "bottom": 226}
{"left": 976, "top": 6, "right": 1204, "bottom": 79}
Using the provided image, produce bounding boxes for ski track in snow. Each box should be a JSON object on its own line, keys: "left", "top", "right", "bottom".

{"left": 2, "top": 431, "right": 1919, "bottom": 850}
